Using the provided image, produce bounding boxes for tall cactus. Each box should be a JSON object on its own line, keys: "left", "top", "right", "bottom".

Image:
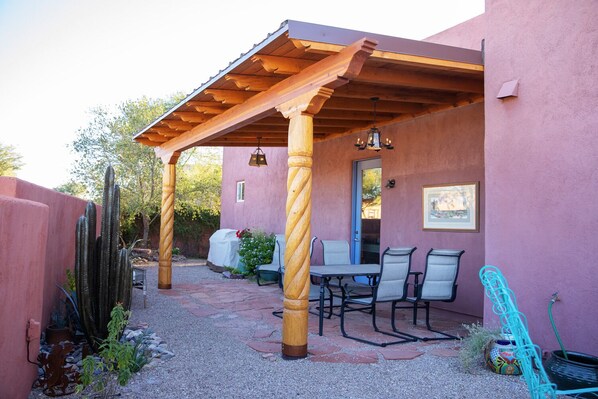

{"left": 75, "top": 166, "right": 132, "bottom": 351}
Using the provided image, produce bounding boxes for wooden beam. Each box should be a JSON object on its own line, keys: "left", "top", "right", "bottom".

{"left": 292, "top": 39, "right": 484, "bottom": 73}
{"left": 135, "top": 138, "right": 161, "bottom": 146}
{"left": 334, "top": 84, "right": 456, "bottom": 104}
{"left": 252, "top": 55, "right": 315, "bottom": 75}
{"left": 204, "top": 89, "right": 258, "bottom": 105}
{"left": 172, "top": 112, "right": 212, "bottom": 123}
{"left": 320, "top": 94, "right": 485, "bottom": 143}
{"left": 224, "top": 74, "right": 285, "bottom": 91}
{"left": 143, "top": 133, "right": 168, "bottom": 143}
{"left": 155, "top": 37, "right": 377, "bottom": 158}
{"left": 149, "top": 127, "right": 179, "bottom": 136}
{"left": 236, "top": 125, "right": 344, "bottom": 134}
{"left": 253, "top": 55, "right": 483, "bottom": 93}
{"left": 323, "top": 97, "right": 423, "bottom": 113}
{"left": 186, "top": 101, "right": 232, "bottom": 114}
{"left": 160, "top": 120, "right": 197, "bottom": 131}
{"left": 316, "top": 109, "right": 396, "bottom": 121}
{"left": 355, "top": 67, "right": 483, "bottom": 93}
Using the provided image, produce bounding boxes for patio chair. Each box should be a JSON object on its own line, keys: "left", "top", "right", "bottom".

{"left": 321, "top": 239, "right": 373, "bottom": 301}
{"left": 399, "top": 248, "right": 465, "bottom": 341}
{"left": 273, "top": 236, "right": 332, "bottom": 318}
{"left": 256, "top": 234, "right": 285, "bottom": 286}
{"left": 479, "top": 265, "right": 598, "bottom": 399}
{"left": 340, "top": 247, "right": 418, "bottom": 347}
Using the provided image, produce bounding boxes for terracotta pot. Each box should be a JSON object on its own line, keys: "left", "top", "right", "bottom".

{"left": 485, "top": 339, "right": 522, "bottom": 375}
{"left": 544, "top": 350, "right": 598, "bottom": 397}
{"left": 45, "top": 326, "right": 73, "bottom": 345}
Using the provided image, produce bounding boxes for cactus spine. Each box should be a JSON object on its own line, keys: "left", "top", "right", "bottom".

{"left": 75, "top": 166, "right": 131, "bottom": 350}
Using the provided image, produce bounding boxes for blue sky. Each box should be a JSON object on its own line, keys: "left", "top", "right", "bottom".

{"left": 0, "top": 0, "right": 484, "bottom": 188}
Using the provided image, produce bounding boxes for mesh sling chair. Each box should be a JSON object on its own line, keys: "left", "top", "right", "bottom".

{"left": 321, "top": 240, "right": 374, "bottom": 301}
{"left": 480, "top": 265, "right": 598, "bottom": 399}
{"left": 340, "top": 247, "right": 418, "bottom": 347}
{"left": 273, "top": 237, "right": 332, "bottom": 318}
{"left": 401, "top": 248, "right": 465, "bottom": 341}
{"left": 256, "top": 234, "right": 285, "bottom": 286}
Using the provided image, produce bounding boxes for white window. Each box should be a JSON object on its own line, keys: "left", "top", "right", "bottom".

{"left": 236, "top": 181, "right": 245, "bottom": 202}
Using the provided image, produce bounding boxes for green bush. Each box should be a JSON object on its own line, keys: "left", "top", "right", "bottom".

{"left": 237, "top": 230, "right": 275, "bottom": 275}
{"left": 77, "top": 304, "right": 149, "bottom": 395}
{"left": 459, "top": 322, "right": 502, "bottom": 372}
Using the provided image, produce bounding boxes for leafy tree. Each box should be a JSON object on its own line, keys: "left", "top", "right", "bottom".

{"left": 70, "top": 96, "right": 183, "bottom": 247}
{"left": 70, "top": 95, "right": 223, "bottom": 249}
{"left": 0, "top": 142, "right": 24, "bottom": 176}
{"left": 177, "top": 147, "right": 222, "bottom": 213}
{"left": 54, "top": 180, "right": 88, "bottom": 197}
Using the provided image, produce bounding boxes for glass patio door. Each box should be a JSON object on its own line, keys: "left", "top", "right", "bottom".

{"left": 351, "top": 158, "right": 382, "bottom": 265}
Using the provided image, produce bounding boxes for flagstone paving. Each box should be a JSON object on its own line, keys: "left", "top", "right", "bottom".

{"left": 161, "top": 272, "right": 479, "bottom": 364}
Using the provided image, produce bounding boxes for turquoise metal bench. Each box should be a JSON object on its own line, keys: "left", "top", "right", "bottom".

{"left": 479, "top": 265, "right": 598, "bottom": 398}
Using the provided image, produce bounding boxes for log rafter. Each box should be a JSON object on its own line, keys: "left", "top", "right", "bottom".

{"left": 154, "top": 37, "right": 377, "bottom": 159}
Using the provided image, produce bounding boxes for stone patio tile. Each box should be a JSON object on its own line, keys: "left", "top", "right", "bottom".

{"left": 379, "top": 348, "right": 423, "bottom": 360}
{"left": 186, "top": 306, "right": 219, "bottom": 318}
{"left": 307, "top": 342, "right": 343, "bottom": 356}
{"left": 247, "top": 341, "right": 281, "bottom": 353}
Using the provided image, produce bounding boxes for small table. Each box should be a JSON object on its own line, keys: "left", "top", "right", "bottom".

{"left": 132, "top": 267, "right": 147, "bottom": 308}
{"left": 309, "top": 264, "right": 380, "bottom": 336}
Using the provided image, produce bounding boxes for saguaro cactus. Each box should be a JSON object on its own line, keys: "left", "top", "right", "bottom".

{"left": 75, "top": 166, "right": 132, "bottom": 350}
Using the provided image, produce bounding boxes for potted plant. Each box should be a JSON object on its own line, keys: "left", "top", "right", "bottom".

{"left": 460, "top": 322, "right": 521, "bottom": 375}
{"left": 45, "top": 306, "right": 73, "bottom": 345}
{"left": 544, "top": 293, "right": 598, "bottom": 395}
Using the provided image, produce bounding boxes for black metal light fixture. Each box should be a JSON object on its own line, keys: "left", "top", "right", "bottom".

{"left": 355, "top": 97, "right": 394, "bottom": 151}
{"left": 248, "top": 137, "right": 268, "bottom": 167}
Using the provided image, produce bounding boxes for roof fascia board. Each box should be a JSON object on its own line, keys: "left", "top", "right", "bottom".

{"left": 286, "top": 20, "right": 482, "bottom": 65}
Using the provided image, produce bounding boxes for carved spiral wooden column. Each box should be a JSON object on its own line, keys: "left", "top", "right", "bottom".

{"left": 158, "top": 153, "right": 179, "bottom": 289}
{"left": 277, "top": 88, "right": 333, "bottom": 359}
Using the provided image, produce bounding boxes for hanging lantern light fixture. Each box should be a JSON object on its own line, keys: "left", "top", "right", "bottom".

{"left": 248, "top": 137, "right": 268, "bottom": 167}
{"left": 355, "top": 97, "right": 394, "bottom": 151}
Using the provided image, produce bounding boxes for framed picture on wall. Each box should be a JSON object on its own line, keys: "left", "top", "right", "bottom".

{"left": 422, "top": 182, "right": 479, "bottom": 232}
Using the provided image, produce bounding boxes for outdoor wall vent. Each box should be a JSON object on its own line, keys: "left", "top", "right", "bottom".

{"left": 497, "top": 79, "right": 519, "bottom": 99}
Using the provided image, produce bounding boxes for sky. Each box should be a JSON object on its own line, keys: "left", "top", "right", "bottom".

{"left": 0, "top": 0, "right": 484, "bottom": 189}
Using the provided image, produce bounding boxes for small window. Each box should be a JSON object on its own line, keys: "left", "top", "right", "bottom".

{"left": 236, "top": 181, "right": 245, "bottom": 202}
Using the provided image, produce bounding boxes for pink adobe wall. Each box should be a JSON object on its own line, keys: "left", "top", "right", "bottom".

{"left": 0, "top": 178, "right": 100, "bottom": 328}
{"left": 425, "top": 13, "right": 486, "bottom": 50}
{"left": 221, "top": 103, "right": 485, "bottom": 317}
{"left": 483, "top": 0, "right": 598, "bottom": 354}
{"left": 220, "top": 146, "right": 287, "bottom": 235}
{"left": 0, "top": 196, "right": 48, "bottom": 399}
{"left": 313, "top": 103, "right": 485, "bottom": 316}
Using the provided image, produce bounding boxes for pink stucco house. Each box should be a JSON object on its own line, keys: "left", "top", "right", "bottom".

{"left": 217, "top": 2, "right": 598, "bottom": 356}
{"left": 132, "top": 0, "right": 597, "bottom": 358}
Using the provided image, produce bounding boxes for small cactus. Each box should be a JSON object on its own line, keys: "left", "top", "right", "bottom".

{"left": 75, "top": 166, "right": 132, "bottom": 350}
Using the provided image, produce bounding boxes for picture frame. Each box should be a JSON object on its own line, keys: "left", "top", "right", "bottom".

{"left": 422, "top": 182, "right": 479, "bottom": 232}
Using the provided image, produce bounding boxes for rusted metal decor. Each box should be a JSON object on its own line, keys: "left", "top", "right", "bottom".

{"left": 37, "top": 342, "right": 79, "bottom": 397}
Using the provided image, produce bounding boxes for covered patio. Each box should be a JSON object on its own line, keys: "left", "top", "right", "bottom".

{"left": 134, "top": 20, "right": 484, "bottom": 359}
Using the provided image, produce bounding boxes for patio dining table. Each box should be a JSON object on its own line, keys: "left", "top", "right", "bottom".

{"left": 309, "top": 264, "right": 380, "bottom": 336}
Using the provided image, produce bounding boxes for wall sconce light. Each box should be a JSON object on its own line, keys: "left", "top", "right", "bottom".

{"left": 248, "top": 137, "right": 267, "bottom": 167}
{"left": 355, "top": 97, "right": 393, "bottom": 151}
{"left": 385, "top": 179, "right": 395, "bottom": 189}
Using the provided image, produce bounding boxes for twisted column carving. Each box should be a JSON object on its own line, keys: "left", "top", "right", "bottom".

{"left": 277, "top": 88, "right": 332, "bottom": 358}
{"left": 158, "top": 156, "right": 178, "bottom": 289}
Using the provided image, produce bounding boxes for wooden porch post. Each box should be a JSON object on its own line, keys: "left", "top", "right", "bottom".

{"left": 277, "top": 88, "right": 333, "bottom": 358}
{"left": 158, "top": 152, "right": 180, "bottom": 289}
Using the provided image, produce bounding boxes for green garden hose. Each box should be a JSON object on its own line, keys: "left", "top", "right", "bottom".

{"left": 548, "top": 292, "right": 569, "bottom": 360}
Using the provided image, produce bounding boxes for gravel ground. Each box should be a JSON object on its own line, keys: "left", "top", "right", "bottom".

{"left": 30, "top": 262, "right": 532, "bottom": 399}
